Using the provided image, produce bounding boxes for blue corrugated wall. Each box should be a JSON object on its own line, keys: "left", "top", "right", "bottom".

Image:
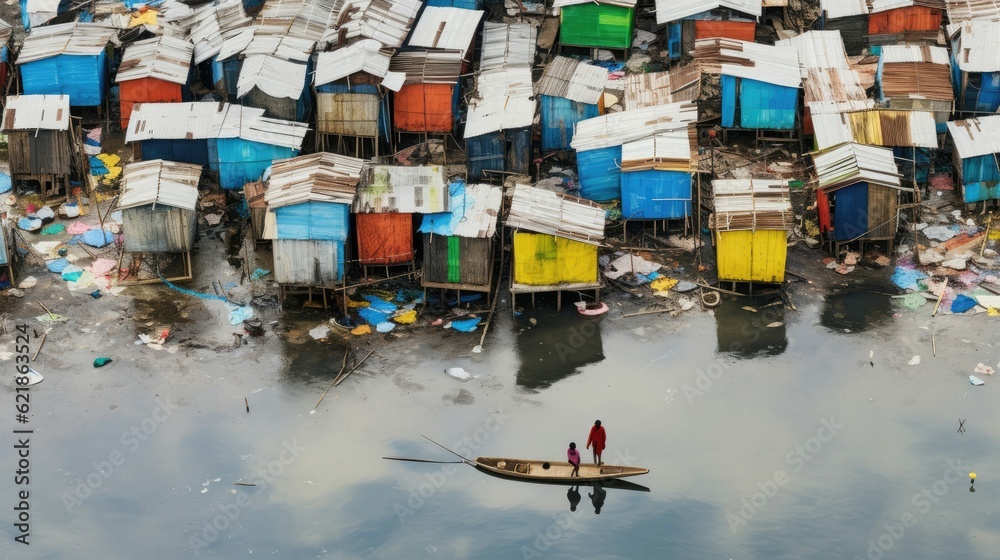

{"left": 507, "top": 127, "right": 532, "bottom": 175}
{"left": 667, "top": 22, "right": 682, "bottom": 60}
{"left": 960, "top": 72, "right": 1000, "bottom": 113}
{"left": 274, "top": 202, "right": 350, "bottom": 241}
{"left": 577, "top": 146, "right": 621, "bottom": 202}
{"left": 466, "top": 133, "right": 504, "bottom": 181}
{"left": 620, "top": 170, "right": 692, "bottom": 219}
{"left": 892, "top": 147, "right": 930, "bottom": 185}
{"left": 209, "top": 138, "right": 297, "bottom": 190}
{"left": 832, "top": 182, "right": 868, "bottom": 241}
{"left": 140, "top": 140, "right": 211, "bottom": 166}
{"left": 738, "top": 79, "right": 798, "bottom": 129}
{"left": 21, "top": 51, "right": 108, "bottom": 106}
{"left": 541, "top": 95, "right": 599, "bottom": 151}
{"left": 427, "top": 0, "right": 481, "bottom": 7}
{"left": 721, "top": 75, "right": 737, "bottom": 127}
{"left": 960, "top": 154, "right": 1000, "bottom": 203}
{"left": 211, "top": 56, "right": 241, "bottom": 102}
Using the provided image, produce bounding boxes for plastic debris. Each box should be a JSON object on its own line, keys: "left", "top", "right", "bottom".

{"left": 899, "top": 293, "right": 927, "bottom": 310}
{"left": 445, "top": 367, "right": 471, "bottom": 380}
{"left": 0, "top": 172, "right": 10, "bottom": 194}
{"left": 951, "top": 294, "right": 978, "bottom": 314}
{"left": 448, "top": 318, "right": 481, "bottom": 332}
{"left": 923, "top": 225, "right": 957, "bottom": 242}
{"left": 891, "top": 267, "right": 927, "bottom": 290}
{"left": 350, "top": 324, "right": 371, "bottom": 336}
{"left": 82, "top": 229, "right": 115, "bottom": 248}
{"left": 346, "top": 299, "right": 370, "bottom": 308}
{"left": 41, "top": 223, "right": 66, "bottom": 235}
{"left": 974, "top": 363, "right": 995, "bottom": 376}
{"left": 970, "top": 375, "right": 986, "bottom": 386}
{"left": 908, "top": 356, "right": 921, "bottom": 365}
{"left": 93, "top": 357, "right": 113, "bottom": 368}
{"left": 376, "top": 322, "right": 396, "bottom": 333}
{"left": 18, "top": 276, "right": 37, "bottom": 289}
{"left": 35, "top": 314, "right": 68, "bottom": 323}
{"left": 22, "top": 369, "right": 43, "bottom": 386}
{"left": 228, "top": 305, "right": 253, "bottom": 326}
{"left": 650, "top": 277, "right": 679, "bottom": 292}
{"left": 604, "top": 253, "right": 662, "bottom": 280}
{"left": 358, "top": 307, "right": 390, "bottom": 325}
{"left": 309, "top": 325, "right": 331, "bottom": 340}
{"left": 61, "top": 265, "right": 84, "bottom": 282}
{"left": 66, "top": 221, "right": 93, "bottom": 234}
{"left": 46, "top": 258, "right": 69, "bottom": 273}
{"left": 36, "top": 207, "right": 54, "bottom": 221}
{"left": 249, "top": 268, "right": 271, "bottom": 280}
{"left": 18, "top": 217, "right": 42, "bottom": 231}
{"left": 392, "top": 309, "right": 417, "bottom": 324}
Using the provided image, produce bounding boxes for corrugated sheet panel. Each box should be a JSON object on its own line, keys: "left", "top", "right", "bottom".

{"left": 1, "top": 94, "right": 70, "bottom": 130}
{"left": 316, "top": 92, "right": 380, "bottom": 136}
{"left": 480, "top": 22, "right": 536, "bottom": 71}
{"left": 831, "top": 181, "right": 869, "bottom": 240}
{"left": 319, "top": 0, "right": 421, "bottom": 50}
{"left": 116, "top": 35, "right": 193, "bottom": 85}
{"left": 17, "top": 22, "right": 116, "bottom": 64}
{"left": 813, "top": 142, "right": 903, "bottom": 190}
{"left": 127, "top": 102, "right": 306, "bottom": 150}
{"left": 418, "top": 182, "right": 503, "bottom": 238}
{"left": 465, "top": 67, "right": 535, "bottom": 137}
{"left": 948, "top": 115, "right": 1000, "bottom": 159}
{"left": 119, "top": 79, "right": 184, "bottom": 130}
{"left": 506, "top": 184, "right": 605, "bottom": 243}
{"left": 394, "top": 83, "right": 454, "bottom": 133}
{"left": 139, "top": 139, "right": 211, "bottom": 167}
{"left": 272, "top": 200, "right": 350, "bottom": 240}
{"left": 20, "top": 51, "right": 108, "bottom": 107}
{"left": 622, "top": 66, "right": 701, "bottom": 109}
{"left": 119, "top": 159, "right": 202, "bottom": 211}
{"left": 266, "top": 152, "right": 364, "bottom": 207}
{"left": 872, "top": 0, "right": 945, "bottom": 12}
{"left": 812, "top": 109, "right": 938, "bottom": 149}
{"left": 694, "top": 21, "right": 755, "bottom": 42}
{"left": 868, "top": 6, "right": 942, "bottom": 34}
{"left": 803, "top": 67, "right": 873, "bottom": 111}
{"left": 355, "top": 165, "right": 448, "bottom": 213}
{"left": 712, "top": 178, "right": 793, "bottom": 231}
{"left": 237, "top": 55, "right": 307, "bottom": 99}
{"left": 821, "top": 0, "right": 870, "bottom": 18}
{"left": 776, "top": 30, "right": 849, "bottom": 73}
{"left": 620, "top": 170, "right": 692, "bottom": 220}
{"left": 945, "top": 0, "right": 1000, "bottom": 24}
{"left": 184, "top": 0, "right": 252, "bottom": 64}
{"left": 389, "top": 49, "right": 463, "bottom": 85}
{"left": 422, "top": 234, "right": 492, "bottom": 288}
{"left": 512, "top": 232, "right": 598, "bottom": 285}
{"left": 7, "top": 130, "right": 72, "bottom": 176}
{"left": 693, "top": 38, "right": 803, "bottom": 88}
{"left": 559, "top": 4, "right": 634, "bottom": 49}
{"left": 654, "top": 0, "right": 759, "bottom": 24}
{"left": 272, "top": 239, "right": 344, "bottom": 284}
{"left": 620, "top": 130, "right": 694, "bottom": 171}
{"left": 356, "top": 212, "right": 414, "bottom": 264}
{"left": 880, "top": 43, "right": 950, "bottom": 64}
{"left": 716, "top": 230, "right": 787, "bottom": 282}
{"left": 571, "top": 101, "right": 698, "bottom": 151}
{"left": 122, "top": 206, "right": 197, "bottom": 253}
{"left": 314, "top": 39, "right": 394, "bottom": 87}
{"left": 960, "top": 154, "right": 1000, "bottom": 201}
{"left": 540, "top": 95, "right": 599, "bottom": 151}
{"left": 536, "top": 56, "right": 608, "bottom": 104}
{"left": 408, "top": 7, "right": 483, "bottom": 57}
{"left": 466, "top": 133, "right": 504, "bottom": 180}
{"left": 576, "top": 146, "right": 623, "bottom": 203}
{"left": 951, "top": 20, "right": 1000, "bottom": 72}
{"left": 737, "top": 79, "right": 799, "bottom": 129}
{"left": 212, "top": 137, "right": 297, "bottom": 190}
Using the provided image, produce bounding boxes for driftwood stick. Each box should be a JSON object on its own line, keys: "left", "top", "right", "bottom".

{"left": 931, "top": 283, "right": 947, "bottom": 317}
{"left": 622, "top": 307, "right": 675, "bottom": 318}
{"left": 691, "top": 280, "right": 743, "bottom": 296}
{"left": 334, "top": 349, "right": 376, "bottom": 387}
{"left": 31, "top": 332, "right": 47, "bottom": 361}
{"left": 312, "top": 350, "right": 349, "bottom": 412}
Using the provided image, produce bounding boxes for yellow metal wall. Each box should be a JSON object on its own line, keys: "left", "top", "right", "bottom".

{"left": 513, "top": 232, "right": 598, "bottom": 285}
{"left": 716, "top": 229, "right": 787, "bottom": 283}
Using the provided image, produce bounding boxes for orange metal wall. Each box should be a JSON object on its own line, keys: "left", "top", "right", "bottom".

{"left": 119, "top": 78, "right": 183, "bottom": 130}
{"left": 356, "top": 212, "right": 415, "bottom": 265}
{"left": 393, "top": 84, "right": 454, "bottom": 133}
{"left": 694, "top": 21, "right": 756, "bottom": 42}
{"left": 868, "top": 6, "right": 942, "bottom": 34}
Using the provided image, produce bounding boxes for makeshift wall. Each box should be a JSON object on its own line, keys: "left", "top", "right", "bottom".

{"left": 694, "top": 20, "right": 755, "bottom": 42}
{"left": 210, "top": 56, "right": 241, "bottom": 101}
{"left": 138, "top": 139, "right": 211, "bottom": 167}
{"left": 957, "top": 71, "right": 1000, "bottom": 114}
{"left": 830, "top": 182, "right": 899, "bottom": 241}
{"left": 620, "top": 170, "right": 692, "bottom": 219}
{"left": 722, "top": 76, "right": 798, "bottom": 129}
{"left": 715, "top": 229, "right": 787, "bottom": 283}
{"left": 122, "top": 205, "right": 197, "bottom": 253}
{"left": 867, "top": 6, "right": 941, "bottom": 36}
{"left": 119, "top": 77, "right": 184, "bottom": 129}
{"left": 559, "top": 4, "right": 634, "bottom": 49}
{"left": 466, "top": 128, "right": 531, "bottom": 180}
{"left": 356, "top": 212, "right": 414, "bottom": 265}
{"left": 272, "top": 239, "right": 345, "bottom": 284}
{"left": 576, "top": 146, "right": 622, "bottom": 202}
{"left": 7, "top": 130, "right": 72, "bottom": 176}
{"left": 316, "top": 92, "right": 381, "bottom": 137}
{"left": 540, "top": 95, "right": 599, "bottom": 151}
{"left": 20, "top": 51, "right": 108, "bottom": 106}
{"left": 427, "top": 0, "right": 481, "bottom": 7}
{"left": 394, "top": 83, "right": 454, "bottom": 133}
{"left": 209, "top": 138, "right": 297, "bottom": 190}
{"left": 422, "top": 234, "right": 493, "bottom": 289}
{"left": 958, "top": 154, "right": 1000, "bottom": 203}
{"left": 513, "top": 232, "right": 598, "bottom": 285}
{"left": 824, "top": 15, "right": 869, "bottom": 56}
{"left": 273, "top": 202, "right": 349, "bottom": 241}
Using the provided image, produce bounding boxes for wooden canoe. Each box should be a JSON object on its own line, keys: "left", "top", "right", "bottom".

{"left": 475, "top": 457, "right": 648, "bottom": 482}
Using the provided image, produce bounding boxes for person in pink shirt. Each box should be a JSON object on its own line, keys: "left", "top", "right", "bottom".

{"left": 567, "top": 442, "right": 581, "bottom": 477}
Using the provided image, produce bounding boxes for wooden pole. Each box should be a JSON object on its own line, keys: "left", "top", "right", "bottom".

{"left": 334, "top": 349, "right": 376, "bottom": 387}
{"left": 931, "top": 283, "right": 947, "bottom": 317}
{"left": 31, "top": 332, "right": 47, "bottom": 361}
{"left": 311, "top": 350, "right": 349, "bottom": 412}
{"left": 980, "top": 213, "right": 992, "bottom": 258}
{"left": 622, "top": 307, "right": 674, "bottom": 318}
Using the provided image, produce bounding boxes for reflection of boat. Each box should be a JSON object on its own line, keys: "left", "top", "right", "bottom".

{"left": 575, "top": 301, "right": 609, "bottom": 316}
{"left": 475, "top": 457, "right": 648, "bottom": 482}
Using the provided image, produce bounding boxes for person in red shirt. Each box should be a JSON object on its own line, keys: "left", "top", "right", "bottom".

{"left": 586, "top": 420, "right": 606, "bottom": 465}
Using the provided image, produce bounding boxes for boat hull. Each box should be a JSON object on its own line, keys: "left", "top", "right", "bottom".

{"left": 475, "top": 457, "right": 648, "bottom": 482}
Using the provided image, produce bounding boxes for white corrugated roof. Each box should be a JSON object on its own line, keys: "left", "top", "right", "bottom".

{"left": 879, "top": 44, "right": 950, "bottom": 64}
{"left": 1, "top": 95, "right": 70, "bottom": 130}
{"left": 465, "top": 67, "right": 535, "bottom": 138}
{"left": 237, "top": 55, "right": 307, "bottom": 99}
{"left": 408, "top": 7, "right": 484, "bottom": 57}
{"left": 571, "top": 101, "right": 699, "bottom": 152}
{"left": 948, "top": 115, "right": 1000, "bottom": 159}
{"left": 265, "top": 152, "right": 365, "bottom": 208}
{"left": 506, "top": 184, "right": 605, "bottom": 244}
{"left": 812, "top": 142, "right": 903, "bottom": 191}
{"left": 389, "top": 49, "right": 464, "bottom": 84}
{"left": 950, "top": 21, "right": 1000, "bottom": 72}
{"left": 776, "top": 30, "right": 849, "bottom": 75}
{"left": 125, "top": 102, "right": 307, "bottom": 149}
{"left": 186, "top": 0, "right": 252, "bottom": 64}
{"left": 945, "top": 0, "right": 1000, "bottom": 24}
{"left": 17, "top": 22, "right": 118, "bottom": 64}
{"left": 480, "top": 22, "right": 536, "bottom": 71}
{"left": 821, "top": 0, "right": 870, "bottom": 18}
{"left": 536, "top": 56, "right": 608, "bottom": 105}
{"left": 872, "top": 0, "right": 944, "bottom": 13}
{"left": 621, "top": 131, "right": 693, "bottom": 169}
{"left": 118, "top": 159, "right": 202, "bottom": 211}
{"left": 655, "top": 0, "right": 760, "bottom": 24}
{"left": 116, "top": 35, "right": 194, "bottom": 85}
{"left": 320, "top": 0, "right": 422, "bottom": 49}
{"left": 314, "top": 39, "right": 395, "bottom": 86}
{"left": 557, "top": 0, "right": 637, "bottom": 8}
{"left": 811, "top": 109, "right": 938, "bottom": 150}
{"left": 803, "top": 67, "right": 873, "bottom": 112}
{"left": 693, "top": 38, "right": 803, "bottom": 88}
{"left": 354, "top": 165, "right": 449, "bottom": 213}
{"left": 448, "top": 183, "right": 503, "bottom": 238}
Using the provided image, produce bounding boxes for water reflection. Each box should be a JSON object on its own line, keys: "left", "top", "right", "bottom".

{"left": 821, "top": 291, "right": 893, "bottom": 333}
{"left": 284, "top": 339, "right": 351, "bottom": 384}
{"left": 714, "top": 298, "right": 788, "bottom": 357}
{"left": 516, "top": 309, "right": 605, "bottom": 389}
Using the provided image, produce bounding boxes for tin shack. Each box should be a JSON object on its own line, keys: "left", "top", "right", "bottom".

{"left": 947, "top": 115, "right": 1000, "bottom": 205}
{"left": 389, "top": 49, "right": 464, "bottom": 138}
{"left": 115, "top": 36, "right": 194, "bottom": 130}
{"left": 17, "top": 22, "right": 117, "bottom": 108}
{"left": 876, "top": 44, "right": 953, "bottom": 132}
{"left": 1, "top": 94, "right": 74, "bottom": 200}
{"left": 535, "top": 56, "right": 607, "bottom": 152}
{"left": 948, "top": 20, "right": 1000, "bottom": 114}
{"left": 555, "top": 0, "right": 636, "bottom": 50}
{"left": 818, "top": 0, "right": 870, "bottom": 55}
{"left": 868, "top": 0, "right": 943, "bottom": 46}
{"left": 654, "top": 0, "right": 761, "bottom": 61}
{"left": 619, "top": 125, "right": 698, "bottom": 229}
{"left": 712, "top": 178, "right": 793, "bottom": 284}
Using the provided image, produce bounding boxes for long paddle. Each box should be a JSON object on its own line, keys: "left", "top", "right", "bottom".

{"left": 420, "top": 434, "right": 474, "bottom": 464}
{"left": 383, "top": 457, "right": 467, "bottom": 464}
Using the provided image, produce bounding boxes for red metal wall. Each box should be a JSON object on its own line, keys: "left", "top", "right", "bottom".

{"left": 816, "top": 189, "right": 832, "bottom": 233}
{"left": 868, "top": 6, "right": 942, "bottom": 34}
{"left": 694, "top": 21, "right": 756, "bottom": 42}
{"left": 119, "top": 78, "right": 183, "bottom": 130}
{"left": 394, "top": 84, "right": 454, "bottom": 133}
{"left": 356, "top": 213, "right": 415, "bottom": 265}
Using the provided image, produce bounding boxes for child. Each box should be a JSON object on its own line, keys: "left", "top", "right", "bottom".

{"left": 567, "top": 442, "right": 581, "bottom": 477}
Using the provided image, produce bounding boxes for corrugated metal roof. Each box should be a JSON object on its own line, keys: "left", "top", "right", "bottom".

{"left": 480, "top": 22, "right": 536, "bottom": 71}
{"left": 217, "top": 28, "right": 315, "bottom": 62}
{"left": 464, "top": 67, "right": 535, "bottom": 137}
{"left": 0, "top": 18, "right": 12, "bottom": 47}
{"left": 1, "top": 95, "right": 70, "bottom": 130}
{"left": 237, "top": 55, "right": 307, "bottom": 99}
{"left": 948, "top": 115, "right": 1000, "bottom": 159}
{"left": 803, "top": 67, "right": 874, "bottom": 112}
{"left": 265, "top": 152, "right": 365, "bottom": 208}
{"left": 408, "top": 7, "right": 484, "bottom": 57}
{"left": 655, "top": 0, "right": 759, "bottom": 25}
{"left": 320, "top": 0, "right": 422, "bottom": 49}
{"left": 126, "top": 102, "right": 308, "bottom": 149}
{"left": 536, "top": 56, "right": 608, "bottom": 105}
{"left": 389, "top": 49, "right": 464, "bottom": 84}
{"left": 812, "top": 142, "right": 903, "bottom": 191}
{"left": 623, "top": 66, "right": 701, "bottom": 109}
{"left": 712, "top": 179, "right": 793, "bottom": 232}
{"left": 354, "top": 165, "right": 449, "bottom": 213}
{"left": 872, "top": 0, "right": 945, "bottom": 13}
{"left": 506, "top": 184, "right": 605, "bottom": 244}
{"left": 116, "top": 36, "right": 194, "bottom": 85}
{"left": 118, "top": 159, "right": 203, "bottom": 211}
{"left": 448, "top": 183, "right": 503, "bottom": 238}
{"left": 950, "top": 20, "right": 1000, "bottom": 72}
{"left": 880, "top": 46, "right": 953, "bottom": 102}
{"left": 571, "top": 101, "right": 699, "bottom": 152}
{"left": 811, "top": 109, "right": 938, "bottom": 150}
{"left": 776, "top": 30, "right": 849, "bottom": 75}
{"left": 821, "top": 0, "right": 870, "bottom": 18}
{"left": 620, "top": 130, "right": 694, "bottom": 171}
{"left": 186, "top": 0, "right": 252, "bottom": 64}
{"left": 880, "top": 44, "right": 950, "bottom": 64}
{"left": 17, "top": 22, "right": 118, "bottom": 64}
{"left": 314, "top": 39, "right": 394, "bottom": 86}
{"left": 692, "top": 38, "right": 802, "bottom": 89}
{"left": 557, "top": 0, "right": 637, "bottom": 8}
{"left": 945, "top": 0, "right": 1000, "bottom": 24}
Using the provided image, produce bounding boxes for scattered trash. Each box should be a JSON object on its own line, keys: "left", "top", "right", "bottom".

{"left": 81, "top": 229, "right": 115, "bottom": 248}
{"left": 61, "top": 265, "right": 84, "bottom": 282}
{"left": 93, "top": 357, "right": 113, "bottom": 368}
{"left": 66, "top": 221, "right": 93, "bottom": 235}
{"left": 228, "top": 305, "right": 254, "bottom": 326}
{"left": 41, "top": 223, "right": 66, "bottom": 236}
{"left": 376, "top": 322, "right": 396, "bottom": 333}
{"left": 22, "top": 368, "right": 43, "bottom": 386}
{"left": 35, "top": 314, "right": 68, "bottom": 323}
{"left": 350, "top": 324, "right": 371, "bottom": 336}
{"left": 767, "top": 322, "right": 783, "bottom": 328}
{"left": 974, "top": 363, "right": 995, "bottom": 376}
{"left": 392, "top": 309, "right": 418, "bottom": 324}
{"left": 18, "top": 277, "right": 37, "bottom": 289}
{"left": 243, "top": 318, "right": 264, "bottom": 336}
{"left": 908, "top": 355, "right": 921, "bottom": 366}
{"left": 742, "top": 306, "right": 757, "bottom": 313}
{"left": 309, "top": 325, "right": 331, "bottom": 340}
{"left": 899, "top": 292, "right": 927, "bottom": 310}
{"left": 970, "top": 375, "right": 986, "bottom": 386}
{"left": 250, "top": 268, "right": 271, "bottom": 281}
{"left": 604, "top": 253, "right": 662, "bottom": 280}
{"left": 649, "top": 277, "right": 678, "bottom": 292}
{"left": 923, "top": 225, "right": 957, "bottom": 242}
{"left": 952, "top": 294, "right": 978, "bottom": 314}
{"left": 673, "top": 281, "right": 697, "bottom": 293}
{"left": 448, "top": 318, "right": 481, "bottom": 332}
{"left": 891, "top": 267, "right": 927, "bottom": 290}
{"left": 445, "top": 367, "right": 471, "bottom": 380}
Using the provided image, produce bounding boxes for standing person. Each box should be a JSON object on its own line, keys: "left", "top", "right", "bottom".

{"left": 567, "top": 486, "right": 581, "bottom": 512}
{"left": 586, "top": 420, "right": 606, "bottom": 465}
{"left": 567, "top": 442, "right": 581, "bottom": 477}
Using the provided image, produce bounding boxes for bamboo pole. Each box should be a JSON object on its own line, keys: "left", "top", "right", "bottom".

{"left": 622, "top": 307, "right": 674, "bottom": 318}
{"left": 931, "top": 283, "right": 947, "bottom": 317}
{"left": 311, "top": 350, "right": 349, "bottom": 413}
{"left": 31, "top": 332, "right": 47, "bottom": 361}
{"left": 334, "top": 349, "right": 376, "bottom": 387}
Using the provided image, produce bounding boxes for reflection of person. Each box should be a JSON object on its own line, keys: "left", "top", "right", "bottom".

{"left": 589, "top": 483, "right": 606, "bottom": 514}
{"left": 587, "top": 420, "right": 607, "bottom": 465}
{"left": 567, "top": 486, "right": 581, "bottom": 511}
{"left": 567, "top": 442, "right": 581, "bottom": 477}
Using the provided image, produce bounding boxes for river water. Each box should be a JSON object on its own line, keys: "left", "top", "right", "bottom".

{"left": 4, "top": 287, "right": 999, "bottom": 559}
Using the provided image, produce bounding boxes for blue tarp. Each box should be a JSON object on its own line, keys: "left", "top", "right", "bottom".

{"left": 21, "top": 51, "right": 108, "bottom": 107}
{"left": 82, "top": 229, "right": 115, "bottom": 248}
{"left": 577, "top": 146, "right": 622, "bottom": 202}
{"left": 540, "top": 95, "right": 599, "bottom": 151}
{"left": 891, "top": 267, "right": 927, "bottom": 290}
{"left": 419, "top": 181, "right": 477, "bottom": 236}
{"left": 209, "top": 138, "right": 297, "bottom": 190}
{"left": 0, "top": 172, "right": 10, "bottom": 194}
{"left": 274, "top": 202, "right": 350, "bottom": 241}
{"left": 621, "top": 170, "right": 692, "bottom": 220}
{"left": 211, "top": 56, "right": 241, "bottom": 102}
{"left": 46, "top": 258, "right": 69, "bottom": 273}
{"left": 952, "top": 294, "right": 977, "bottom": 313}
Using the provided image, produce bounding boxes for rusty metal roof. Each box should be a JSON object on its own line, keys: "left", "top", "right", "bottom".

{"left": 116, "top": 35, "right": 194, "bottom": 85}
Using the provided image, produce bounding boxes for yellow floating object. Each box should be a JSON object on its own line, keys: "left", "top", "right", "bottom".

{"left": 970, "top": 472, "right": 977, "bottom": 480}
{"left": 392, "top": 309, "right": 417, "bottom": 324}
{"left": 650, "top": 277, "right": 678, "bottom": 292}
{"left": 350, "top": 324, "right": 371, "bottom": 336}
{"left": 346, "top": 299, "right": 370, "bottom": 308}
{"left": 989, "top": 308, "right": 1000, "bottom": 317}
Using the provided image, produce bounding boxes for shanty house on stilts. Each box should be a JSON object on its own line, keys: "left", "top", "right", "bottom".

{"left": 536, "top": 56, "right": 607, "bottom": 152}
{"left": 115, "top": 36, "right": 194, "bottom": 130}
{"left": 505, "top": 184, "right": 606, "bottom": 313}
{"left": 654, "top": 0, "right": 761, "bottom": 62}
{"left": 555, "top": 0, "right": 635, "bottom": 52}
{"left": 876, "top": 44, "right": 953, "bottom": 133}
{"left": 712, "top": 179, "right": 794, "bottom": 286}
{"left": 222, "top": 31, "right": 314, "bottom": 121}
{"left": 116, "top": 160, "right": 203, "bottom": 284}
{"left": 1, "top": 94, "right": 75, "bottom": 200}
{"left": 389, "top": 49, "right": 464, "bottom": 146}
{"left": 17, "top": 22, "right": 117, "bottom": 109}
{"left": 946, "top": 115, "right": 1000, "bottom": 206}
{"left": 948, "top": 20, "right": 1000, "bottom": 114}
{"left": 619, "top": 125, "right": 699, "bottom": 234}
